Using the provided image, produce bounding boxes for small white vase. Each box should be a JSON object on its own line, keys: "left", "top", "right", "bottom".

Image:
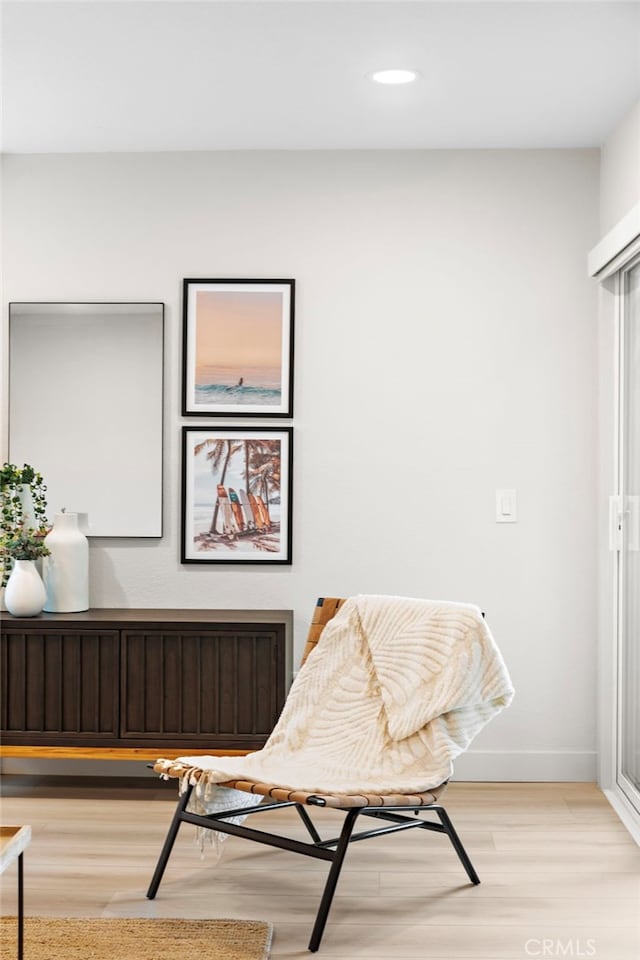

{"left": 4, "top": 559, "right": 47, "bottom": 617}
{"left": 43, "top": 511, "right": 89, "bottom": 613}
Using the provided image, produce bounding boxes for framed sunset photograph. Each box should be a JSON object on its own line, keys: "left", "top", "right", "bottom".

{"left": 181, "top": 426, "right": 293, "bottom": 564}
{"left": 182, "top": 278, "right": 295, "bottom": 416}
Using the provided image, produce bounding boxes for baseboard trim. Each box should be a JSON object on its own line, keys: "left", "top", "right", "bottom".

{"left": 603, "top": 787, "right": 640, "bottom": 845}
{"left": 453, "top": 750, "right": 597, "bottom": 782}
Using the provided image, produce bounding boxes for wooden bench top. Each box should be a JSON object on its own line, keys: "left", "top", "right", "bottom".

{"left": 0, "top": 826, "right": 31, "bottom": 875}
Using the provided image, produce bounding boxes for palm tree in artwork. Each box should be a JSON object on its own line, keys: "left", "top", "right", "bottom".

{"left": 194, "top": 437, "right": 242, "bottom": 534}
{"left": 243, "top": 439, "right": 252, "bottom": 496}
{"left": 248, "top": 440, "right": 281, "bottom": 517}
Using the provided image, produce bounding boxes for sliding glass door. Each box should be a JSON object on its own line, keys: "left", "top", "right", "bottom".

{"left": 618, "top": 255, "right": 640, "bottom": 814}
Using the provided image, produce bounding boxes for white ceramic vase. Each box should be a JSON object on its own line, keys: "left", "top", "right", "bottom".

{"left": 4, "top": 559, "right": 47, "bottom": 617}
{"left": 43, "top": 511, "right": 89, "bottom": 612}
{"left": 19, "top": 487, "right": 37, "bottom": 527}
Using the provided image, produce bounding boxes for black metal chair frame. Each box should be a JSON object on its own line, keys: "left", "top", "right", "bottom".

{"left": 147, "top": 783, "right": 480, "bottom": 952}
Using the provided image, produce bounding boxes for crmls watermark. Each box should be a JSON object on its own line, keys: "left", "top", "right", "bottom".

{"left": 524, "top": 939, "right": 597, "bottom": 958}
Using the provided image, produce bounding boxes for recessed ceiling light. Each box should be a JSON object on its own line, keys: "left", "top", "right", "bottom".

{"left": 370, "top": 69, "right": 419, "bottom": 85}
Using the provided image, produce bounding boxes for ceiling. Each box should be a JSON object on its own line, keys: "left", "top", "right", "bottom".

{"left": 2, "top": 0, "right": 640, "bottom": 153}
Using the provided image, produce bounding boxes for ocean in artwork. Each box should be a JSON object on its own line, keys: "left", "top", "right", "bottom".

{"left": 195, "top": 364, "right": 282, "bottom": 407}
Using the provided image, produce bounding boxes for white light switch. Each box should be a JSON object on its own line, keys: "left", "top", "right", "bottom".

{"left": 496, "top": 489, "right": 517, "bottom": 522}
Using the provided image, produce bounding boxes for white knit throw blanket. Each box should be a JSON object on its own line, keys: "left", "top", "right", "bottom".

{"left": 169, "top": 595, "right": 514, "bottom": 796}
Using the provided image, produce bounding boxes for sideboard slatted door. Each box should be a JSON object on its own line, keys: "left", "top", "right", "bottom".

{"left": 120, "top": 625, "right": 285, "bottom": 749}
{"left": 1, "top": 629, "right": 119, "bottom": 743}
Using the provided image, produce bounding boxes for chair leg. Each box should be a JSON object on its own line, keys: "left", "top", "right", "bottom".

{"left": 434, "top": 806, "right": 480, "bottom": 885}
{"left": 147, "top": 783, "right": 194, "bottom": 899}
{"left": 17, "top": 852, "right": 24, "bottom": 960}
{"left": 308, "top": 807, "right": 360, "bottom": 953}
{"left": 295, "top": 804, "right": 322, "bottom": 844}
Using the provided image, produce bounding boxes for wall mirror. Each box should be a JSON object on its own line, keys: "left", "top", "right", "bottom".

{"left": 9, "top": 302, "right": 164, "bottom": 537}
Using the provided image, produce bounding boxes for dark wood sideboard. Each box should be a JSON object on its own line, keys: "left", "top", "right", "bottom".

{"left": 0, "top": 609, "right": 293, "bottom": 753}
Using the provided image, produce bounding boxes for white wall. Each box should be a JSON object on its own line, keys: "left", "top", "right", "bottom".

{"left": 1, "top": 149, "right": 600, "bottom": 779}
{"left": 600, "top": 99, "right": 640, "bottom": 235}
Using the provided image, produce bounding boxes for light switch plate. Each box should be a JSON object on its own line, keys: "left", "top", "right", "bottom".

{"left": 496, "top": 489, "right": 517, "bottom": 522}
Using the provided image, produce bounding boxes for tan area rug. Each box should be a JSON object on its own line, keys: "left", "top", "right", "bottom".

{"left": 0, "top": 916, "right": 273, "bottom": 960}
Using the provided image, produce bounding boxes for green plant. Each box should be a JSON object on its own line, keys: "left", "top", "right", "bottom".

{"left": 1, "top": 462, "right": 49, "bottom": 586}
{"left": 1, "top": 526, "right": 50, "bottom": 561}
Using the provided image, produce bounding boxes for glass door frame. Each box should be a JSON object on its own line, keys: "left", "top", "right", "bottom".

{"left": 592, "top": 228, "right": 640, "bottom": 845}
{"left": 615, "top": 252, "right": 640, "bottom": 816}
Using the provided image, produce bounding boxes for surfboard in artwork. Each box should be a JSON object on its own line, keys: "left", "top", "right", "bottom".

{"left": 228, "top": 487, "right": 246, "bottom": 531}
{"left": 216, "top": 484, "right": 239, "bottom": 538}
{"left": 239, "top": 489, "right": 256, "bottom": 529}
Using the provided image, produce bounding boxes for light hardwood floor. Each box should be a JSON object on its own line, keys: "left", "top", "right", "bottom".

{"left": 0, "top": 778, "right": 639, "bottom": 959}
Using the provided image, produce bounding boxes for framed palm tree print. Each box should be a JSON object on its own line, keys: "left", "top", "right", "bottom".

{"left": 181, "top": 426, "right": 293, "bottom": 564}
{"left": 182, "top": 279, "right": 295, "bottom": 417}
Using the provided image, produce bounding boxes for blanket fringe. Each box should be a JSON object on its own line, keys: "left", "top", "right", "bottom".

{"left": 153, "top": 761, "right": 265, "bottom": 856}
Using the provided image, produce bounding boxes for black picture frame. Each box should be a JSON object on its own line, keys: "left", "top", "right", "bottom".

{"left": 181, "top": 425, "right": 293, "bottom": 565}
{"left": 182, "top": 278, "right": 295, "bottom": 417}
